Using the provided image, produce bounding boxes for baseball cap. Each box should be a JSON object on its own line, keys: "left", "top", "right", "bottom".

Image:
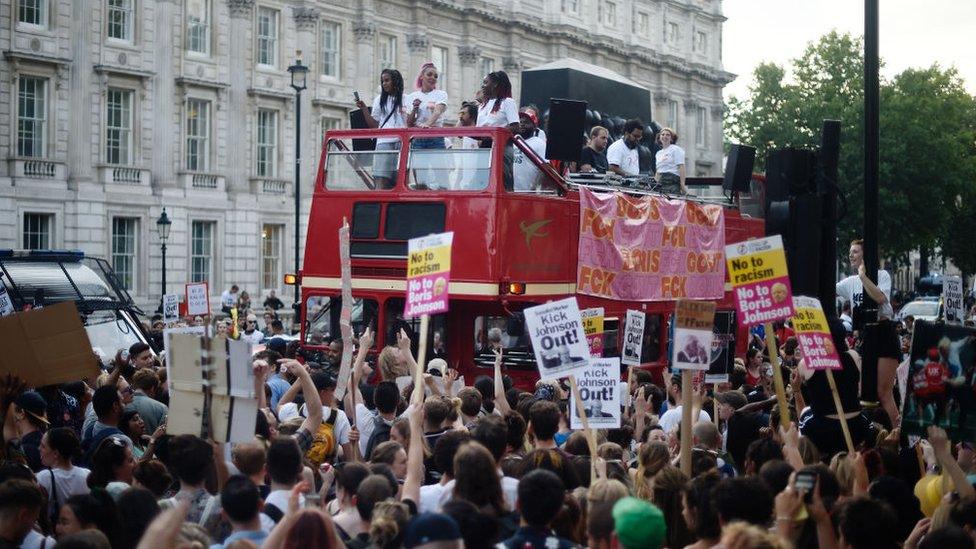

{"left": 14, "top": 391, "right": 49, "bottom": 425}
{"left": 426, "top": 358, "right": 447, "bottom": 377}
{"left": 519, "top": 110, "right": 539, "bottom": 125}
{"left": 612, "top": 497, "right": 665, "bottom": 549}
{"left": 715, "top": 390, "right": 747, "bottom": 410}
{"left": 403, "top": 513, "right": 461, "bottom": 548}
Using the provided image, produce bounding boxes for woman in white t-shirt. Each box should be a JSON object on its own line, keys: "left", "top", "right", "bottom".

{"left": 36, "top": 427, "right": 90, "bottom": 524}
{"left": 476, "top": 71, "right": 519, "bottom": 131}
{"left": 654, "top": 127, "right": 687, "bottom": 194}
{"left": 406, "top": 62, "right": 448, "bottom": 147}
{"left": 355, "top": 69, "right": 407, "bottom": 189}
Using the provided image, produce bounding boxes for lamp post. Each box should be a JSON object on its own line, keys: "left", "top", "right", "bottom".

{"left": 288, "top": 52, "right": 308, "bottom": 314}
{"left": 156, "top": 208, "right": 172, "bottom": 301}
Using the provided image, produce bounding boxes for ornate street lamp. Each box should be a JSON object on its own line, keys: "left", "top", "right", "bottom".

{"left": 287, "top": 52, "right": 308, "bottom": 315}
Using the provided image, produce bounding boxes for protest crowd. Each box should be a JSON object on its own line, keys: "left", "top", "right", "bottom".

{"left": 2, "top": 62, "right": 976, "bottom": 549}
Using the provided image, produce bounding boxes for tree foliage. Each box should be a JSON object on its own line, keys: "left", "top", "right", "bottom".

{"left": 726, "top": 31, "right": 976, "bottom": 270}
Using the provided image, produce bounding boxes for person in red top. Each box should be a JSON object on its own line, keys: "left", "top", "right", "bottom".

{"left": 774, "top": 320, "right": 795, "bottom": 347}
{"left": 744, "top": 348, "right": 763, "bottom": 388}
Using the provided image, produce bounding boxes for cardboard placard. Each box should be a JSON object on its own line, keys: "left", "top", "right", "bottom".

{"left": 0, "top": 301, "right": 100, "bottom": 387}
{"left": 581, "top": 307, "right": 605, "bottom": 357}
{"left": 569, "top": 358, "right": 621, "bottom": 429}
{"left": 0, "top": 285, "right": 14, "bottom": 316}
{"left": 404, "top": 232, "right": 454, "bottom": 318}
{"left": 335, "top": 221, "right": 355, "bottom": 401}
{"left": 162, "top": 294, "right": 180, "bottom": 323}
{"left": 726, "top": 235, "right": 795, "bottom": 326}
{"left": 167, "top": 334, "right": 257, "bottom": 443}
{"left": 621, "top": 310, "right": 645, "bottom": 366}
{"left": 185, "top": 282, "right": 210, "bottom": 316}
{"left": 943, "top": 275, "right": 964, "bottom": 324}
{"left": 792, "top": 296, "right": 842, "bottom": 370}
{"left": 525, "top": 297, "right": 591, "bottom": 381}
{"left": 704, "top": 311, "right": 736, "bottom": 384}
{"left": 672, "top": 300, "right": 716, "bottom": 370}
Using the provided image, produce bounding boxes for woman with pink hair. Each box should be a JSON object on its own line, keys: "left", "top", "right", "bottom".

{"left": 406, "top": 62, "right": 449, "bottom": 149}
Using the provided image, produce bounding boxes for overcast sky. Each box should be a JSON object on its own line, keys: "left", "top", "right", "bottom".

{"left": 721, "top": 0, "right": 976, "bottom": 101}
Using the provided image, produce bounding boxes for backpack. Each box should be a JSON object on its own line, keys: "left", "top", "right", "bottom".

{"left": 300, "top": 405, "right": 339, "bottom": 467}
{"left": 364, "top": 413, "right": 392, "bottom": 461}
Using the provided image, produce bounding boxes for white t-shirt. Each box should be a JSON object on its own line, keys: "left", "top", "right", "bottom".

{"left": 277, "top": 403, "right": 351, "bottom": 445}
{"left": 836, "top": 270, "right": 894, "bottom": 320}
{"left": 265, "top": 488, "right": 303, "bottom": 512}
{"left": 371, "top": 94, "right": 407, "bottom": 145}
{"left": 419, "top": 482, "right": 450, "bottom": 513}
{"left": 658, "top": 406, "right": 711, "bottom": 435}
{"left": 406, "top": 89, "right": 449, "bottom": 127}
{"left": 606, "top": 139, "right": 640, "bottom": 176}
{"left": 221, "top": 291, "right": 237, "bottom": 309}
{"left": 655, "top": 144, "right": 685, "bottom": 175}
{"left": 513, "top": 135, "right": 547, "bottom": 191}
{"left": 240, "top": 330, "right": 264, "bottom": 345}
{"left": 36, "top": 466, "right": 90, "bottom": 520}
{"left": 477, "top": 98, "right": 519, "bottom": 128}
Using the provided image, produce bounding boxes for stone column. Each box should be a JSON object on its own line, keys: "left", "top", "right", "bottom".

{"left": 503, "top": 56, "right": 523, "bottom": 102}
{"left": 293, "top": 6, "right": 320, "bottom": 187}
{"left": 353, "top": 21, "right": 376, "bottom": 98}
{"left": 406, "top": 33, "right": 429, "bottom": 85}
{"left": 225, "top": 0, "right": 254, "bottom": 193}
{"left": 457, "top": 45, "right": 479, "bottom": 104}
{"left": 68, "top": 0, "right": 94, "bottom": 187}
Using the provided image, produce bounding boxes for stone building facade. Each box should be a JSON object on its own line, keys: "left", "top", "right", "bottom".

{"left": 0, "top": 0, "right": 732, "bottom": 311}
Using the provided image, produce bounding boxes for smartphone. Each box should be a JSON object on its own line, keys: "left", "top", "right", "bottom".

{"left": 795, "top": 471, "right": 816, "bottom": 502}
{"left": 353, "top": 91, "right": 360, "bottom": 102}
{"left": 304, "top": 493, "right": 321, "bottom": 509}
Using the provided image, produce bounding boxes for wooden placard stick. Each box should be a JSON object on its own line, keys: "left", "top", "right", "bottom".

{"left": 824, "top": 369, "right": 856, "bottom": 454}
{"left": 348, "top": 373, "right": 361, "bottom": 462}
{"left": 568, "top": 374, "right": 601, "bottom": 480}
{"left": 764, "top": 323, "right": 791, "bottom": 430}
{"left": 679, "top": 374, "right": 693, "bottom": 477}
{"left": 713, "top": 384, "right": 720, "bottom": 426}
{"left": 411, "top": 315, "right": 430, "bottom": 406}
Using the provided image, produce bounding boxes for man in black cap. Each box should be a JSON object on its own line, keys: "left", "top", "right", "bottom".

{"left": 403, "top": 513, "right": 463, "bottom": 549}
{"left": 8, "top": 391, "right": 49, "bottom": 472}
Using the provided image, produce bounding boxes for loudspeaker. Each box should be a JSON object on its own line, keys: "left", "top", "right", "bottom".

{"left": 723, "top": 144, "right": 756, "bottom": 192}
{"left": 545, "top": 98, "right": 588, "bottom": 162}
{"left": 764, "top": 148, "right": 816, "bottom": 208}
{"left": 787, "top": 194, "right": 823, "bottom": 298}
{"left": 348, "top": 109, "right": 376, "bottom": 151}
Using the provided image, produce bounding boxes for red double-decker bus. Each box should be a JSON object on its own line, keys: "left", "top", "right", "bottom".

{"left": 296, "top": 125, "right": 763, "bottom": 388}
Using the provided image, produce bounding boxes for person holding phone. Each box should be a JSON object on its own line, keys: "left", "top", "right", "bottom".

{"left": 355, "top": 69, "right": 407, "bottom": 189}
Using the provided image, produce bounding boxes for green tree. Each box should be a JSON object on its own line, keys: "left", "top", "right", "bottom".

{"left": 726, "top": 32, "right": 976, "bottom": 267}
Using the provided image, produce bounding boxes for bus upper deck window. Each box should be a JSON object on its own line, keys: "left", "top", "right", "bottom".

{"left": 406, "top": 137, "right": 491, "bottom": 191}
{"left": 324, "top": 139, "right": 400, "bottom": 191}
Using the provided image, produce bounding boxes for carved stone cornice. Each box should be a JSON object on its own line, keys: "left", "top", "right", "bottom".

{"left": 406, "top": 33, "right": 429, "bottom": 53}
{"left": 353, "top": 22, "right": 376, "bottom": 42}
{"left": 457, "top": 45, "right": 479, "bottom": 66}
{"left": 226, "top": 0, "right": 254, "bottom": 19}
{"left": 711, "top": 105, "right": 725, "bottom": 120}
{"left": 292, "top": 6, "right": 320, "bottom": 31}
{"left": 502, "top": 56, "right": 521, "bottom": 71}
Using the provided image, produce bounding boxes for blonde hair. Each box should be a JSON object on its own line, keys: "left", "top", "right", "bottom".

{"left": 657, "top": 126, "right": 679, "bottom": 145}
{"left": 634, "top": 441, "right": 671, "bottom": 501}
{"left": 378, "top": 346, "right": 409, "bottom": 381}
{"left": 720, "top": 521, "right": 790, "bottom": 549}
{"left": 588, "top": 478, "right": 630, "bottom": 504}
{"left": 369, "top": 500, "right": 410, "bottom": 549}
{"left": 830, "top": 452, "right": 855, "bottom": 496}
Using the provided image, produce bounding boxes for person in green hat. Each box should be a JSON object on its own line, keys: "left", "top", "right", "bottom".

{"left": 612, "top": 497, "right": 666, "bottom": 549}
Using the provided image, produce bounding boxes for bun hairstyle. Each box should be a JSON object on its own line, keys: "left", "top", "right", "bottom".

{"left": 45, "top": 427, "right": 83, "bottom": 463}
{"left": 369, "top": 500, "right": 410, "bottom": 549}
{"left": 415, "top": 62, "right": 438, "bottom": 90}
{"left": 657, "top": 126, "right": 679, "bottom": 145}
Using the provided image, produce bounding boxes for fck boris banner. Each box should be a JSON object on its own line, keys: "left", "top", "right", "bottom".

{"left": 576, "top": 188, "right": 726, "bottom": 302}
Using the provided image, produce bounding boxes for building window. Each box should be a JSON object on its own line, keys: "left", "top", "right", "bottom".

{"left": 111, "top": 217, "right": 137, "bottom": 290}
{"left": 190, "top": 220, "right": 215, "bottom": 283}
{"left": 696, "top": 106, "right": 707, "bottom": 147}
{"left": 17, "top": 77, "right": 47, "bottom": 158}
{"left": 186, "top": 0, "right": 210, "bottom": 54}
{"left": 23, "top": 213, "right": 53, "bottom": 250}
{"left": 599, "top": 1, "right": 616, "bottom": 26}
{"left": 480, "top": 57, "right": 494, "bottom": 77}
{"left": 256, "top": 7, "right": 278, "bottom": 67}
{"left": 18, "top": 0, "right": 47, "bottom": 27}
{"left": 379, "top": 34, "right": 396, "bottom": 70}
{"left": 637, "top": 12, "right": 650, "bottom": 35}
{"left": 431, "top": 46, "right": 448, "bottom": 84}
{"left": 560, "top": 0, "right": 579, "bottom": 13}
{"left": 321, "top": 21, "right": 340, "bottom": 77}
{"left": 321, "top": 116, "right": 342, "bottom": 143}
{"left": 106, "top": 88, "right": 133, "bottom": 165}
{"left": 261, "top": 223, "right": 283, "bottom": 289}
{"left": 695, "top": 31, "right": 707, "bottom": 52}
{"left": 666, "top": 21, "right": 679, "bottom": 44}
{"left": 256, "top": 109, "right": 277, "bottom": 177}
{"left": 107, "top": 0, "right": 134, "bottom": 41}
{"left": 185, "top": 99, "right": 210, "bottom": 171}
{"left": 666, "top": 99, "right": 678, "bottom": 130}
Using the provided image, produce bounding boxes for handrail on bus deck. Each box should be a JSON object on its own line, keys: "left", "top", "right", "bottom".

{"left": 330, "top": 139, "right": 376, "bottom": 190}
{"left": 511, "top": 134, "right": 569, "bottom": 196}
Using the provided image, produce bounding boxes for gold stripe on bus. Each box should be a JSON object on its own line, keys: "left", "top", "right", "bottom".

{"left": 301, "top": 277, "right": 577, "bottom": 297}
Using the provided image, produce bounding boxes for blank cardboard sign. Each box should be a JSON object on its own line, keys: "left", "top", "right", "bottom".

{"left": 0, "top": 302, "right": 99, "bottom": 387}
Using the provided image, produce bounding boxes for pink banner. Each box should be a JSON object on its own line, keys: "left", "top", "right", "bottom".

{"left": 577, "top": 188, "right": 726, "bottom": 301}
